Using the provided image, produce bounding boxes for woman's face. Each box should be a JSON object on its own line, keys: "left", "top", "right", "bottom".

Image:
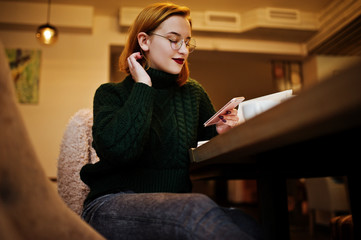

{"left": 145, "top": 15, "right": 191, "bottom": 74}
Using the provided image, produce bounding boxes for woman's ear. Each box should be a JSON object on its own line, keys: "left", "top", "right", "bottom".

{"left": 138, "top": 32, "right": 150, "bottom": 52}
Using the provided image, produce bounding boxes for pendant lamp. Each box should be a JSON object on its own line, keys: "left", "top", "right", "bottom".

{"left": 36, "top": 0, "right": 58, "bottom": 45}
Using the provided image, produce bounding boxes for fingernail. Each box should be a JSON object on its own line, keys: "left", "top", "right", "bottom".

{"left": 226, "top": 110, "right": 231, "bottom": 115}
{"left": 219, "top": 116, "right": 226, "bottom": 122}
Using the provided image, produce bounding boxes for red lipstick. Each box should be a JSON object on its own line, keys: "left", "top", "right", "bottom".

{"left": 172, "top": 58, "right": 184, "bottom": 64}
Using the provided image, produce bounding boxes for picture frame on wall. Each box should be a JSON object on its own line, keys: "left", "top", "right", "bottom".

{"left": 272, "top": 60, "right": 303, "bottom": 93}
{"left": 109, "top": 45, "right": 126, "bottom": 83}
{"left": 5, "top": 48, "right": 41, "bottom": 104}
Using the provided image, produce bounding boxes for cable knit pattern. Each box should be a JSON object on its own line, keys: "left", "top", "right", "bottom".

{"left": 80, "top": 68, "right": 217, "bottom": 204}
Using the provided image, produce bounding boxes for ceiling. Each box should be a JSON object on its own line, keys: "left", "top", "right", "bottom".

{"left": 310, "top": 13, "right": 361, "bottom": 56}
{"left": 4, "top": 0, "right": 334, "bottom": 43}
{"left": 4, "top": 0, "right": 333, "bottom": 17}
{"left": 3, "top": 0, "right": 360, "bottom": 55}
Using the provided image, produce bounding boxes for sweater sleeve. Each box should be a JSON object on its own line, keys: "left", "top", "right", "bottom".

{"left": 193, "top": 81, "right": 218, "bottom": 141}
{"left": 91, "top": 81, "right": 155, "bottom": 166}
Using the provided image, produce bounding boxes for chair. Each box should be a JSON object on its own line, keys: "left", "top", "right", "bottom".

{"left": 304, "top": 177, "right": 350, "bottom": 235}
{"left": 57, "top": 108, "right": 99, "bottom": 215}
{"left": 330, "top": 214, "right": 354, "bottom": 240}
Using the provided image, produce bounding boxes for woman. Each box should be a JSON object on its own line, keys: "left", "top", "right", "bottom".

{"left": 80, "top": 3, "right": 261, "bottom": 240}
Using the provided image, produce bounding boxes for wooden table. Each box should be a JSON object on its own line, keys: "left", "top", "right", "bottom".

{"left": 189, "top": 60, "right": 361, "bottom": 240}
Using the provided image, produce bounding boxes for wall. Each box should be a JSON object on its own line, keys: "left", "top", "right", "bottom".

{"left": 189, "top": 50, "right": 276, "bottom": 109}
{"left": 0, "top": 14, "right": 302, "bottom": 178}
{"left": 303, "top": 55, "right": 361, "bottom": 90}
{"left": 0, "top": 15, "right": 126, "bottom": 177}
{"left": 316, "top": 55, "right": 361, "bottom": 81}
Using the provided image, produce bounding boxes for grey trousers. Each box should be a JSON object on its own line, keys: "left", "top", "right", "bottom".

{"left": 82, "top": 192, "right": 263, "bottom": 240}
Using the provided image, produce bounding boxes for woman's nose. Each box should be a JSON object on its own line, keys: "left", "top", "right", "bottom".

{"left": 178, "top": 40, "right": 189, "bottom": 54}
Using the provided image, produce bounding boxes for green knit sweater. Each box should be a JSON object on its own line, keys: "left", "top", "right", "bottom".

{"left": 80, "top": 68, "right": 217, "bottom": 203}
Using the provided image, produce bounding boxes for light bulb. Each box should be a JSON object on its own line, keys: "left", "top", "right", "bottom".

{"left": 36, "top": 24, "right": 58, "bottom": 45}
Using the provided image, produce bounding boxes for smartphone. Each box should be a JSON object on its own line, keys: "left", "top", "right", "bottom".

{"left": 203, "top": 97, "right": 245, "bottom": 127}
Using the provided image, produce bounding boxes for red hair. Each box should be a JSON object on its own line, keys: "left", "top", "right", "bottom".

{"left": 119, "top": 3, "right": 192, "bottom": 86}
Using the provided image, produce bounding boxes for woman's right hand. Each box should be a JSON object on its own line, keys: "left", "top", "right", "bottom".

{"left": 127, "top": 52, "right": 152, "bottom": 87}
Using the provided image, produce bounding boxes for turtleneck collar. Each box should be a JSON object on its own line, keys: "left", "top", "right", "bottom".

{"left": 146, "top": 68, "right": 179, "bottom": 89}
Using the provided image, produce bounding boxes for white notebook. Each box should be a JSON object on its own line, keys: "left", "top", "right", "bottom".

{"left": 237, "top": 89, "right": 293, "bottom": 123}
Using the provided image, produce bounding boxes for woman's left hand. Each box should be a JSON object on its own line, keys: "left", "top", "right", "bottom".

{"left": 216, "top": 109, "right": 240, "bottom": 134}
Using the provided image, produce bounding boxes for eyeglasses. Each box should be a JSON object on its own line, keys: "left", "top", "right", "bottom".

{"left": 151, "top": 33, "right": 196, "bottom": 53}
